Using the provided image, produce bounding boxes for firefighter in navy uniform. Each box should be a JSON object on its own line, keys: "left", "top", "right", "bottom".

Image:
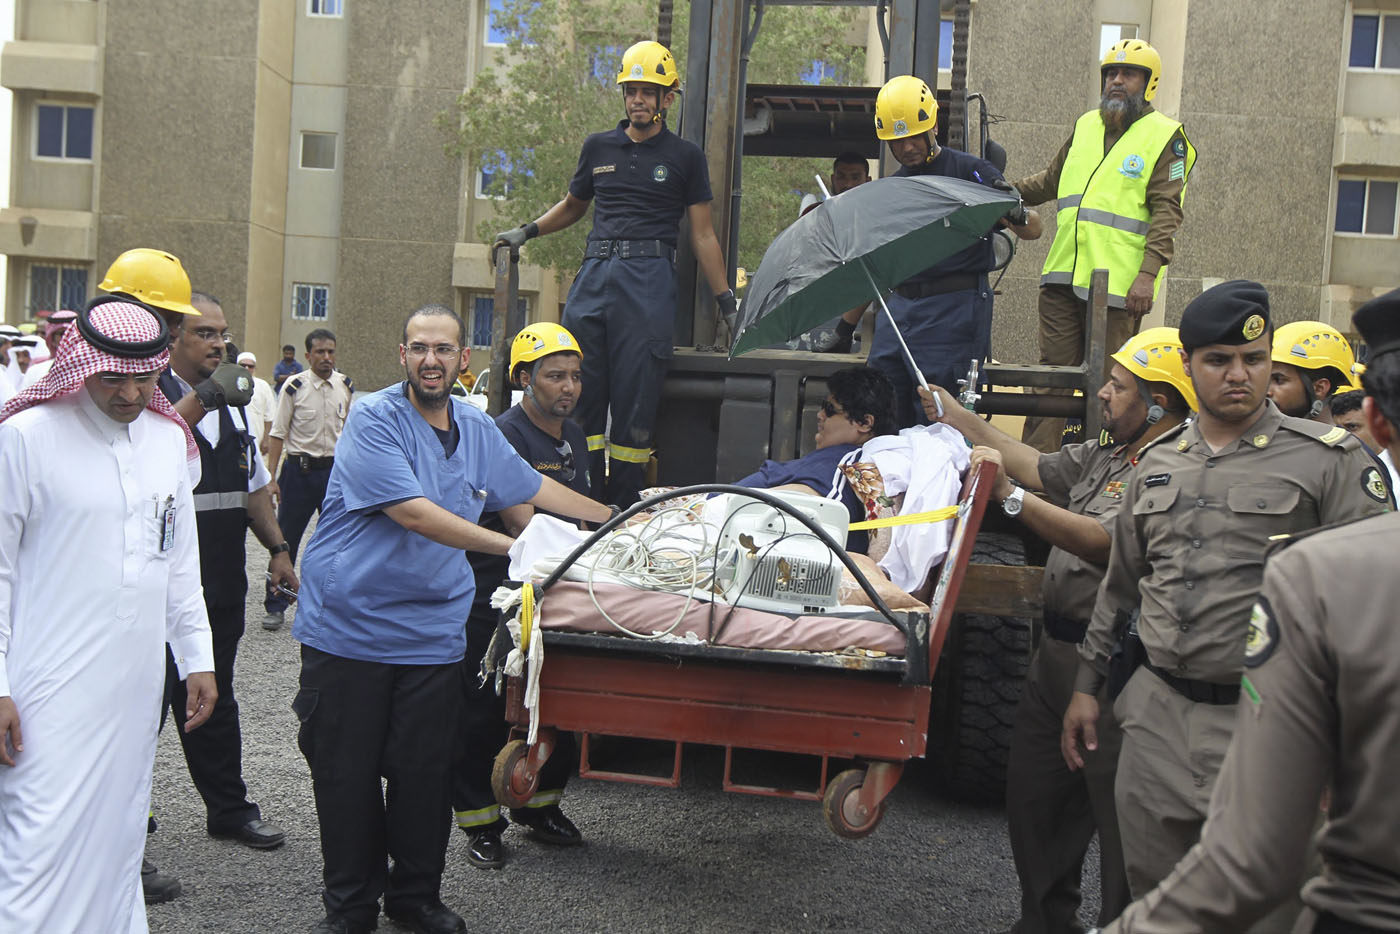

{"left": 451, "top": 324, "right": 592, "bottom": 870}
{"left": 870, "top": 74, "right": 1042, "bottom": 428}
{"left": 156, "top": 292, "right": 295, "bottom": 855}
{"left": 492, "top": 40, "right": 736, "bottom": 508}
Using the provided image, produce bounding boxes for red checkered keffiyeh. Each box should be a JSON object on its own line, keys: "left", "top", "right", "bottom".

{"left": 0, "top": 300, "right": 196, "bottom": 457}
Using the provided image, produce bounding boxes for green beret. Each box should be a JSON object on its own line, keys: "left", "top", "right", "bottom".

{"left": 1352, "top": 288, "right": 1400, "bottom": 360}
{"left": 1179, "top": 280, "right": 1271, "bottom": 353}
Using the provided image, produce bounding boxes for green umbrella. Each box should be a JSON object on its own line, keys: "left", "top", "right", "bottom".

{"left": 730, "top": 174, "right": 1017, "bottom": 395}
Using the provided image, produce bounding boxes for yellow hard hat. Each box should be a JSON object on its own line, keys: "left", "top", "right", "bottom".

{"left": 510, "top": 323, "right": 583, "bottom": 382}
{"left": 98, "top": 248, "right": 201, "bottom": 316}
{"left": 1111, "top": 326, "right": 1197, "bottom": 412}
{"left": 1271, "top": 321, "right": 1358, "bottom": 391}
{"left": 874, "top": 75, "right": 937, "bottom": 141}
{"left": 1101, "top": 38, "right": 1162, "bottom": 102}
{"left": 616, "top": 40, "right": 679, "bottom": 89}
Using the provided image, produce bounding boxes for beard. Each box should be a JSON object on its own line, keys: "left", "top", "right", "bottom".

{"left": 1100, "top": 89, "right": 1146, "bottom": 131}
{"left": 406, "top": 364, "right": 454, "bottom": 409}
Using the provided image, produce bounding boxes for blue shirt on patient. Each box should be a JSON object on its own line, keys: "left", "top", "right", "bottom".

{"left": 735, "top": 443, "right": 869, "bottom": 553}
{"left": 294, "top": 384, "right": 543, "bottom": 665}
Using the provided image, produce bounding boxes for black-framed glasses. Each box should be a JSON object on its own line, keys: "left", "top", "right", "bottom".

{"left": 554, "top": 438, "right": 576, "bottom": 483}
{"left": 820, "top": 398, "right": 846, "bottom": 419}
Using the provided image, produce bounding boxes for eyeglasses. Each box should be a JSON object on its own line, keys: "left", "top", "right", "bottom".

{"left": 820, "top": 398, "right": 846, "bottom": 419}
{"left": 555, "top": 439, "right": 576, "bottom": 483}
{"left": 97, "top": 372, "right": 161, "bottom": 388}
{"left": 405, "top": 343, "right": 462, "bottom": 359}
{"left": 190, "top": 327, "right": 232, "bottom": 343}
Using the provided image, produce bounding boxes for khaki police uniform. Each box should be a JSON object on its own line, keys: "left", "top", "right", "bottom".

{"left": 1077, "top": 402, "right": 1389, "bottom": 900}
{"left": 1104, "top": 512, "right": 1400, "bottom": 933}
{"left": 265, "top": 368, "right": 353, "bottom": 617}
{"left": 1007, "top": 432, "right": 1134, "bottom": 933}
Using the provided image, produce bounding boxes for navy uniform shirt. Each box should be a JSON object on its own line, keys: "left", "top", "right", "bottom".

{"left": 735, "top": 442, "right": 869, "bottom": 554}
{"left": 896, "top": 145, "right": 1004, "bottom": 283}
{"left": 568, "top": 120, "right": 713, "bottom": 247}
{"left": 467, "top": 404, "right": 592, "bottom": 611}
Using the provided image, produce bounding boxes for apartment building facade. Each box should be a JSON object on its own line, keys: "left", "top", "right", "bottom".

{"left": 0, "top": 0, "right": 1395, "bottom": 389}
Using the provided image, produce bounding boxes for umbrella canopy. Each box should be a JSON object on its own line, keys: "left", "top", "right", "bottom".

{"left": 730, "top": 174, "right": 1017, "bottom": 357}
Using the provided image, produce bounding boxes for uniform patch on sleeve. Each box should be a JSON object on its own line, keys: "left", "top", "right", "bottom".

{"left": 1144, "top": 472, "right": 1171, "bottom": 487}
{"left": 1362, "top": 466, "right": 1389, "bottom": 503}
{"left": 1171, "top": 137, "right": 1187, "bottom": 158}
{"left": 1168, "top": 159, "right": 1185, "bottom": 181}
{"left": 593, "top": 164, "right": 616, "bottom": 175}
{"left": 1243, "top": 597, "right": 1279, "bottom": 669}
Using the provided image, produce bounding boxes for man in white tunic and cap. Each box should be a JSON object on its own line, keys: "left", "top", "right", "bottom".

{"left": 0, "top": 297, "right": 217, "bottom": 933}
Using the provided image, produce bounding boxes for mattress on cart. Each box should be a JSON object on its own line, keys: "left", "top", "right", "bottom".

{"left": 537, "top": 580, "right": 907, "bottom": 656}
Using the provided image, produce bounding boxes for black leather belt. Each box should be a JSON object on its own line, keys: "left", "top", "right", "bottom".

{"left": 291, "top": 453, "right": 335, "bottom": 471}
{"left": 584, "top": 239, "right": 677, "bottom": 261}
{"left": 1316, "top": 913, "right": 1386, "bottom": 934}
{"left": 893, "top": 272, "right": 981, "bottom": 299}
{"left": 1145, "top": 662, "right": 1240, "bottom": 705}
{"left": 1042, "top": 610, "right": 1087, "bottom": 644}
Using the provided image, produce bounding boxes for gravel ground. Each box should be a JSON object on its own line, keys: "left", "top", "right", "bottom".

{"left": 145, "top": 530, "right": 1101, "bottom": 934}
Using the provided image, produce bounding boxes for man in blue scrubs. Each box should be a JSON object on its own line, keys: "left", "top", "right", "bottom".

{"left": 493, "top": 40, "right": 736, "bottom": 508}
{"left": 292, "top": 304, "right": 611, "bottom": 934}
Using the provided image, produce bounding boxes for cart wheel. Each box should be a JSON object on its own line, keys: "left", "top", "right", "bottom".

{"left": 491, "top": 739, "right": 538, "bottom": 809}
{"left": 822, "top": 768, "right": 883, "bottom": 839}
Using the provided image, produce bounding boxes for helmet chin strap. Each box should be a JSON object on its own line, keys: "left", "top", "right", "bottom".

{"left": 1116, "top": 378, "right": 1164, "bottom": 447}
{"left": 1308, "top": 397, "right": 1326, "bottom": 419}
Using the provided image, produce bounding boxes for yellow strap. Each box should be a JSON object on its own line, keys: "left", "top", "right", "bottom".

{"left": 608, "top": 442, "right": 653, "bottom": 464}
{"left": 849, "top": 505, "right": 959, "bottom": 531}
{"left": 519, "top": 582, "right": 535, "bottom": 651}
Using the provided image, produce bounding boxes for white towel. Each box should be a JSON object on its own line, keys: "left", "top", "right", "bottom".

{"left": 862, "top": 424, "right": 969, "bottom": 592}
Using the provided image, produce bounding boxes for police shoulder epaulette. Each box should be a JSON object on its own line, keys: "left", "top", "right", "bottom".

{"left": 1135, "top": 418, "right": 1191, "bottom": 457}
{"left": 1263, "top": 515, "right": 1369, "bottom": 559}
{"left": 342, "top": 373, "right": 354, "bottom": 394}
{"left": 1279, "top": 415, "right": 1357, "bottom": 449}
{"left": 284, "top": 371, "right": 305, "bottom": 396}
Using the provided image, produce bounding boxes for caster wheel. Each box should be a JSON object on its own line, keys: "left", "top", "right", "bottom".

{"left": 491, "top": 739, "right": 537, "bottom": 808}
{"left": 821, "top": 768, "right": 883, "bottom": 839}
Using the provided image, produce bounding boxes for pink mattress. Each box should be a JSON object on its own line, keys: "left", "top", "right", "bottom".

{"left": 538, "top": 581, "right": 907, "bottom": 656}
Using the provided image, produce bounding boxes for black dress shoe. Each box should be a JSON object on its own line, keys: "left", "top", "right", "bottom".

{"left": 210, "top": 817, "right": 287, "bottom": 850}
{"left": 510, "top": 804, "right": 583, "bottom": 846}
{"left": 385, "top": 900, "right": 465, "bottom": 934}
{"left": 309, "top": 916, "right": 374, "bottom": 934}
{"left": 142, "top": 859, "right": 181, "bottom": 904}
{"left": 465, "top": 828, "right": 505, "bottom": 869}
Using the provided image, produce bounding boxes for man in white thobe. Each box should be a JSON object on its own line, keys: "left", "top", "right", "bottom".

{"left": 0, "top": 298, "right": 216, "bottom": 934}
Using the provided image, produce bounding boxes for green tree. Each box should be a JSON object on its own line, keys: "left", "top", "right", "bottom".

{"left": 439, "top": 0, "right": 865, "bottom": 281}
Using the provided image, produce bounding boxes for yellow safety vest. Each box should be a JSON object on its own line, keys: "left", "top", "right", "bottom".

{"left": 1040, "top": 109, "right": 1195, "bottom": 307}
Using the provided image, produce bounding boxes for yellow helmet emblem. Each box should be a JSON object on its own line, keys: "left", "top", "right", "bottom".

{"left": 1242, "top": 314, "right": 1265, "bottom": 341}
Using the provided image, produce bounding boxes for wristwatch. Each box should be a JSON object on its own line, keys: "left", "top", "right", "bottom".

{"left": 269, "top": 542, "right": 291, "bottom": 556}
{"left": 1002, "top": 486, "right": 1026, "bottom": 517}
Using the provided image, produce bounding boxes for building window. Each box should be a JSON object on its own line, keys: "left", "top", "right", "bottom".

{"left": 309, "top": 0, "right": 343, "bottom": 16}
{"left": 1349, "top": 12, "right": 1400, "bottom": 69}
{"left": 26, "top": 263, "right": 88, "bottom": 319}
{"left": 476, "top": 150, "right": 533, "bottom": 199}
{"left": 1335, "top": 177, "right": 1399, "bottom": 236}
{"left": 940, "top": 19, "right": 954, "bottom": 70}
{"left": 35, "top": 104, "right": 94, "bottom": 160}
{"left": 485, "top": 0, "right": 510, "bottom": 45}
{"left": 468, "top": 294, "right": 528, "bottom": 347}
{"left": 292, "top": 283, "right": 330, "bottom": 320}
{"left": 300, "top": 132, "right": 337, "bottom": 170}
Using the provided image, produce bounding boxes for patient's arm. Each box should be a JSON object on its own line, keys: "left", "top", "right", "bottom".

{"left": 840, "top": 552, "right": 929, "bottom": 611}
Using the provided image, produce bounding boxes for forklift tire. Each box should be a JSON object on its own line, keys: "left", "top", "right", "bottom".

{"left": 929, "top": 531, "right": 1033, "bottom": 804}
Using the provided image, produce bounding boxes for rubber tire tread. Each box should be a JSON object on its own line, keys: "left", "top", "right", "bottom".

{"left": 932, "top": 531, "right": 1033, "bottom": 803}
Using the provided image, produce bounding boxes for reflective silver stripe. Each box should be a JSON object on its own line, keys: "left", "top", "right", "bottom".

{"left": 1076, "top": 207, "right": 1150, "bottom": 236}
{"left": 1057, "top": 194, "right": 1083, "bottom": 209}
{"left": 1041, "top": 271, "right": 1074, "bottom": 286}
{"left": 192, "top": 491, "right": 249, "bottom": 512}
{"left": 1071, "top": 284, "right": 1129, "bottom": 308}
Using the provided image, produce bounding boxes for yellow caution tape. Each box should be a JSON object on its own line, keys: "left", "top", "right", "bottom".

{"left": 519, "top": 582, "right": 535, "bottom": 651}
{"left": 848, "top": 505, "right": 960, "bottom": 531}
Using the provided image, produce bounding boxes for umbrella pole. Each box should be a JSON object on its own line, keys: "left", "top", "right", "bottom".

{"left": 857, "top": 258, "right": 943, "bottom": 418}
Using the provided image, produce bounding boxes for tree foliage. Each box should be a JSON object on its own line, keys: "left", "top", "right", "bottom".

{"left": 439, "top": 0, "right": 867, "bottom": 279}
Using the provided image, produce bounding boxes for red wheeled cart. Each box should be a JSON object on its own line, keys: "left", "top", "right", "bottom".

{"left": 492, "top": 463, "right": 996, "bottom": 838}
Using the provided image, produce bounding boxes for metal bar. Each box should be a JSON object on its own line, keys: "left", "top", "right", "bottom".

{"left": 980, "top": 362, "right": 1094, "bottom": 390}
{"left": 578, "top": 734, "right": 684, "bottom": 788}
{"left": 725, "top": 0, "right": 764, "bottom": 305}
{"left": 487, "top": 244, "right": 517, "bottom": 415}
{"left": 721, "top": 746, "right": 825, "bottom": 801}
{"left": 971, "top": 391, "right": 1084, "bottom": 418}
{"left": 1084, "top": 268, "right": 1110, "bottom": 440}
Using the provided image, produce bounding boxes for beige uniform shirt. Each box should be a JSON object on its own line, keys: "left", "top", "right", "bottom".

{"left": 1036, "top": 433, "right": 1137, "bottom": 624}
{"left": 1105, "top": 512, "right": 1400, "bottom": 932}
{"left": 1077, "top": 402, "right": 1389, "bottom": 694}
{"left": 269, "top": 369, "right": 353, "bottom": 458}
